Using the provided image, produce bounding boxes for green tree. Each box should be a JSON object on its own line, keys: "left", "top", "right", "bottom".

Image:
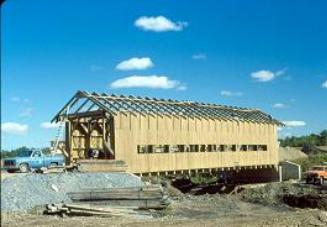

{"left": 279, "top": 130, "right": 327, "bottom": 147}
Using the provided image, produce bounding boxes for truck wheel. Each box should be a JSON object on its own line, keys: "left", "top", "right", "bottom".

{"left": 19, "top": 163, "right": 29, "bottom": 173}
{"left": 49, "top": 162, "right": 58, "bottom": 168}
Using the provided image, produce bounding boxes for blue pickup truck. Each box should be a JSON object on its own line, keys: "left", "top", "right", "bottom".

{"left": 2, "top": 149, "right": 65, "bottom": 173}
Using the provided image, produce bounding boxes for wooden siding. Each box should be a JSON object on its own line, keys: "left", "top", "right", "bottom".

{"left": 113, "top": 112, "right": 279, "bottom": 174}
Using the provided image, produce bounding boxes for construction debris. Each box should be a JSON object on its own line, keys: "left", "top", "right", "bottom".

{"left": 42, "top": 185, "right": 170, "bottom": 217}
{"left": 44, "top": 203, "right": 138, "bottom": 216}
{"left": 67, "top": 186, "right": 170, "bottom": 210}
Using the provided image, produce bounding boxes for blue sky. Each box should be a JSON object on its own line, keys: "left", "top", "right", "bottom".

{"left": 1, "top": 0, "right": 327, "bottom": 150}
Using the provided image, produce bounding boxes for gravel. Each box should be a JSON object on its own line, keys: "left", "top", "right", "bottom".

{"left": 1, "top": 172, "right": 143, "bottom": 213}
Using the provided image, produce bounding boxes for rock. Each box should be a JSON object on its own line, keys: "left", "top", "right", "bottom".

{"left": 51, "top": 184, "right": 59, "bottom": 192}
{"left": 318, "top": 211, "right": 327, "bottom": 223}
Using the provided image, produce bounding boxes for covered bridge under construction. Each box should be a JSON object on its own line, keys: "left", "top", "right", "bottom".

{"left": 52, "top": 91, "right": 283, "bottom": 176}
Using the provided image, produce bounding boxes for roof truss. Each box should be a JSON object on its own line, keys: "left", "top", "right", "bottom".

{"left": 51, "top": 90, "right": 282, "bottom": 125}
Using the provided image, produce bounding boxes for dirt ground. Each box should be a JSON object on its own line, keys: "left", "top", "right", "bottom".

{"left": 2, "top": 193, "right": 327, "bottom": 227}
{"left": 2, "top": 171, "right": 327, "bottom": 226}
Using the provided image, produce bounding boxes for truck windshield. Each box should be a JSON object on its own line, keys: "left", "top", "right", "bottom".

{"left": 16, "top": 150, "right": 33, "bottom": 157}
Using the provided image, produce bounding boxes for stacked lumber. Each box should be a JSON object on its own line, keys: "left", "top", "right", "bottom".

{"left": 44, "top": 186, "right": 169, "bottom": 216}
{"left": 78, "top": 160, "right": 128, "bottom": 172}
{"left": 44, "top": 203, "right": 139, "bottom": 216}
{"left": 67, "top": 186, "right": 170, "bottom": 210}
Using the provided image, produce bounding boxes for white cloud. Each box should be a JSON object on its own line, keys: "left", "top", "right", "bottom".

{"left": 110, "top": 75, "right": 184, "bottom": 89}
{"left": 11, "top": 97, "right": 29, "bottom": 103}
{"left": 134, "top": 16, "right": 187, "bottom": 32}
{"left": 275, "top": 68, "right": 287, "bottom": 76}
{"left": 272, "top": 103, "right": 286, "bottom": 109}
{"left": 192, "top": 54, "right": 207, "bottom": 60}
{"left": 282, "top": 121, "right": 306, "bottom": 127}
{"left": 40, "top": 122, "right": 60, "bottom": 129}
{"left": 251, "top": 69, "right": 286, "bottom": 82}
{"left": 20, "top": 107, "right": 33, "bottom": 117}
{"left": 90, "top": 65, "right": 104, "bottom": 72}
{"left": 322, "top": 80, "right": 327, "bottom": 88}
{"left": 251, "top": 70, "right": 275, "bottom": 82}
{"left": 1, "top": 122, "right": 28, "bottom": 135}
{"left": 11, "top": 97, "right": 20, "bottom": 102}
{"left": 177, "top": 85, "right": 187, "bottom": 91}
{"left": 116, "top": 57, "right": 154, "bottom": 71}
{"left": 220, "top": 90, "right": 243, "bottom": 97}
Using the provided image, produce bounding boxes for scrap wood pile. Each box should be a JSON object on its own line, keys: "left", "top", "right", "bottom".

{"left": 44, "top": 203, "right": 139, "bottom": 216}
{"left": 44, "top": 185, "right": 170, "bottom": 216}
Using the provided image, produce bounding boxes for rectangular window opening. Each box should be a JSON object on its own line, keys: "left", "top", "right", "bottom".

{"left": 178, "top": 145, "right": 185, "bottom": 152}
{"left": 240, "top": 145, "right": 248, "bottom": 151}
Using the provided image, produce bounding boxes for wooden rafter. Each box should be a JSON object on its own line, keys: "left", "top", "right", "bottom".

{"left": 51, "top": 90, "right": 283, "bottom": 125}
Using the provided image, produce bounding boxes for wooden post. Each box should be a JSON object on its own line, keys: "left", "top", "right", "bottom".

{"left": 65, "top": 121, "right": 72, "bottom": 164}
{"left": 102, "top": 116, "right": 107, "bottom": 158}
{"left": 279, "top": 165, "right": 283, "bottom": 182}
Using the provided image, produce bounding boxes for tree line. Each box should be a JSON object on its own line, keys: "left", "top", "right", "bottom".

{"left": 1, "top": 146, "right": 51, "bottom": 159}
{"left": 279, "top": 130, "right": 327, "bottom": 147}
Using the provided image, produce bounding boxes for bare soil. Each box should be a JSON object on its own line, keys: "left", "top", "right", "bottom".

{"left": 2, "top": 172, "right": 327, "bottom": 226}
{"left": 2, "top": 193, "right": 327, "bottom": 227}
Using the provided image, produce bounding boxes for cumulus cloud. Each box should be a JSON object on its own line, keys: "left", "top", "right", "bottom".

{"left": 40, "top": 122, "right": 60, "bottom": 129}
{"left": 282, "top": 121, "right": 306, "bottom": 127}
{"left": 134, "top": 16, "right": 187, "bottom": 32}
{"left": 11, "top": 97, "right": 20, "bottom": 102}
{"left": 116, "top": 57, "right": 154, "bottom": 71}
{"left": 110, "top": 75, "right": 185, "bottom": 90}
{"left": 192, "top": 53, "right": 207, "bottom": 60}
{"left": 273, "top": 103, "right": 286, "bottom": 109}
{"left": 177, "top": 85, "right": 187, "bottom": 91}
{"left": 251, "top": 70, "right": 275, "bottom": 82}
{"left": 251, "top": 69, "right": 286, "bottom": 82}
{"left": 1, "top": 122, "right": 28, "bottom": 135}
{"left": 322, "top": 80, "right": 327, "bottom": 89}
{"left": 220, "top": 90, "right": 243, "bottom": 97}
{"left": 11, "top": 96, "right": 29, "bottom": 103}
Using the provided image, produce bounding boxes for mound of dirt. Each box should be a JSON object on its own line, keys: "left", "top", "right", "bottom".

{"left": 279, "top": 147, "right": 308, "bottom": 161}
{"left": 283, "top": 194, "right": 327, "bottom": 210}
{"left": 239, "top": 182, "right": 318, "bottom": 206}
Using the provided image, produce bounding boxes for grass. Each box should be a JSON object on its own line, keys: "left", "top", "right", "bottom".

{"left": 190, "top": 173, "right": 217, "bottom": 185}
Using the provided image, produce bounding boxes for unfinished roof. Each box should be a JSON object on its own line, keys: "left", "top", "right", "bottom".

{"left": 52, "top": 90, "right": 282, "bottom": 125}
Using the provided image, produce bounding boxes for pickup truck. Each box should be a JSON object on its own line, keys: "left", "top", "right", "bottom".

{"left": 2, "top": 149, "right": 65, "bottom": 173}
{"left": 304, "top": 165, "right": 327, "bottom": 184}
